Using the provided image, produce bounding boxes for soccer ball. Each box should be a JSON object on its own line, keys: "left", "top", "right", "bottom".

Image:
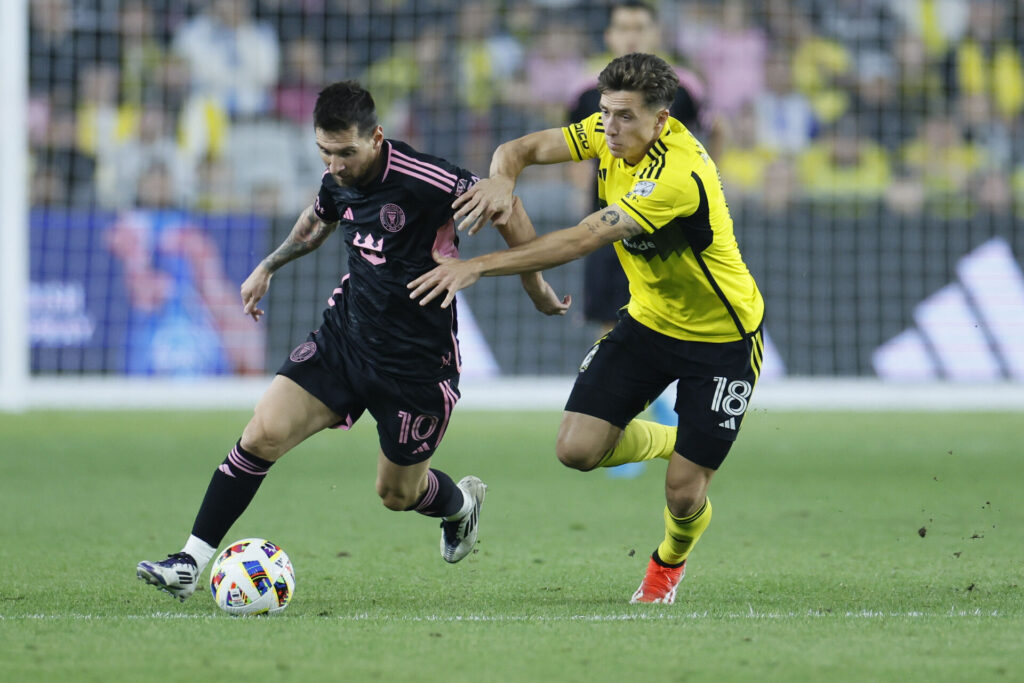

{"left": 209, "top": 538, "right": 295, "bottom": 615}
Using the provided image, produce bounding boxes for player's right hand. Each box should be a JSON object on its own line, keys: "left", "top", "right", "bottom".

{"left": 240, "top": 265, "right": 272, "bottom": 322}
{"left": 452, "top": 176, "right": 515, "bottom": 234}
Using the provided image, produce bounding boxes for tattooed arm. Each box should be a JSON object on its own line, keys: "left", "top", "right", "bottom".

{"left": 241, "top": 204, "right": 339, "bottom": 321}
{"left": 408, "top": 206, "right": 643, "bottom": 309}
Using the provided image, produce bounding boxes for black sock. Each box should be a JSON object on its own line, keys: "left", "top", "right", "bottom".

{"left": 408, "top": 468, "right": 465, "bottom": 518}
{"left": 191, "top": 440, "right": 274, "bottom": 547}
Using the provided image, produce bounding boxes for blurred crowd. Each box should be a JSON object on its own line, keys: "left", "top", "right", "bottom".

{"left": 28, "top": 0, "right": 1024, "bottom": 217}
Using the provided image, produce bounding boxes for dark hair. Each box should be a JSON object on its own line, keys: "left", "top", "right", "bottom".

{"left": 609, "top": 1, "right": 657, "bottom": 24}
{"left": 597, "top": 53, "right": 678, "bottom": 110}
{"left": 313, "top": 80, "right": 378, "bottom": 135}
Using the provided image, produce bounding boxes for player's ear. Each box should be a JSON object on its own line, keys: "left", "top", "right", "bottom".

{"left": 371, "top": 125, "right": 385, "bottom": 149}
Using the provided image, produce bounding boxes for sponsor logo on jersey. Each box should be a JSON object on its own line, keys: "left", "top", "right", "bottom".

{"left": 621, "top": 236, "right": 658, "bottom": 252}
{"left": 572, "top": 122, "right": 589, "bottom": 149}
{"left": 379, "top": 203, "right": 406, "bottom": 232}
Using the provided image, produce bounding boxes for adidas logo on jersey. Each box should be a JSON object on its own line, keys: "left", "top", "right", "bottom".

{"left": 718, "top": 417, "right": 736, "bottom": 430}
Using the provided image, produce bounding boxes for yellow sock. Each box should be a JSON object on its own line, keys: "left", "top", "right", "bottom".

{"left": 597, "top": 419, "right": 675, "bottom": 468}
{"left": 656, "top": 498, "right": 712, "bottom": 565}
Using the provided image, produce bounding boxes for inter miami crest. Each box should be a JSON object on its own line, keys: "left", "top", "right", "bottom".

{"left": 379, "top": 203, "right": 406, "bottom": 232}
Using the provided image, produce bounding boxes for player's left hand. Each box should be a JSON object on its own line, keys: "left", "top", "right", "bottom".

{"left": 521, "top": 273, "right": 572, "bottom": 316}
{"left": 407, "top": 251, "right": 482, "bottom": 308}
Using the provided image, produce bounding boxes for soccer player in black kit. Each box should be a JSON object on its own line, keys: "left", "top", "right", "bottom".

{"left": 136, "top": 81, "right": 570, "bottom": 601}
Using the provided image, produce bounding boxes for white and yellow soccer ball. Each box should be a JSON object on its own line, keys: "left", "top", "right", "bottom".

{"left": 209, "top": 538, "right": 295, "bottom": 615}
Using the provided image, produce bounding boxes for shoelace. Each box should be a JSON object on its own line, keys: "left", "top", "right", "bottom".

{"left": 161, "top": 552, "right": 196, "bottom": 567}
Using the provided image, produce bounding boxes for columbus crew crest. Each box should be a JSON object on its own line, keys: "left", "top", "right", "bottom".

{"left": 379, "top": 203, "right": 406, "bottom": 232}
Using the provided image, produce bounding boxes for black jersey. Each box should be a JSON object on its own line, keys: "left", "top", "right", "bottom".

{"left": 313, "top": 139, "right": 479, "bottom": 382}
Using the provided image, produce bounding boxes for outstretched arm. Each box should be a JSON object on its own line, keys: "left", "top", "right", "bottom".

{"left": 409, "top": 206, "right": 643, "bottom": 309}
{"left": 241, "top": 204, "right": 338, "bottom": 321}
{"left": 453, "top": 128, "right": 573, "bottom": 234}
{"left": 493, "top": 197, "right": 571, "bottom": 316}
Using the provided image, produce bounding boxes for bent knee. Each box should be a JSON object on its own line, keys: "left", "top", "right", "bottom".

{"left": 555, "top": 436, "right": 603, "bottom": 471}
{"left": 664, "top": 481, "right": 709, "bottom": 517}
{"left": 240, "top": 412, "right": 289, "bottom": 461}
{"left": 375, "top": 482, "right": 420, "bottom": 511}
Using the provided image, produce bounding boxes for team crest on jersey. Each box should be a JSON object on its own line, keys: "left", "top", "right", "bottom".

{"left": 289, "top": 342, "right": 317, "bottom": 363}
{"left": 626, "top": 181, "right": 656, "bottom": 199}
{"left": 379, "top": 203, "right": 406, "bottom": 232}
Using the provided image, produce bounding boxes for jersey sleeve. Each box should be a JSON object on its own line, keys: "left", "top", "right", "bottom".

{"left": 561, "top": 111, "right": 604, "bottom": 162}
{"left": 450, "top": 166, "right": 480, "bottom": 202}
{"left": 313, "top": 170, "right": 340, "bottom": 223}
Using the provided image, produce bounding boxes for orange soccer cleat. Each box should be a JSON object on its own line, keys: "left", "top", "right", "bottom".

{"left": 629, "top": 554, "right": 686, "bottom": 604}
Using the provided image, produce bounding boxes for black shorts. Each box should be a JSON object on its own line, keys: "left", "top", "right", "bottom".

{"left": 277, "top": 325, "right": 460, "bottom": 467}
{"left": 564, "top": 313, "right": 762, "bottom": 470}
{"left": 582, "top": 244, "right": 629, "bottom": 324}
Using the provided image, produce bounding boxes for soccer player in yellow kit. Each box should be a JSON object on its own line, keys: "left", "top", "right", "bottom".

{"left": 409, "top": 53, "right": 764, "bottom": 604}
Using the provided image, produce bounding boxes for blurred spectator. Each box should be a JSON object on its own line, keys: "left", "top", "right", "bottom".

{"left": 791, "top": 23, "right": 854, "bottom": 126}
{"left": 900, "top": 114, "right": 987, "bottom": 215}
{"left": 848, "top": 50, "right": 909, "bottom": 150}
{"left": 889, "top": 0, "right": 969, "bottom": 59}
{"left": 96, "top": 103, "right": 190, "bottom": 209}
{"left": 455, "top": 1, "right": 523, "bottom": 115}
{"left": 275, "top": 37, "right": 325, "bottom": 126}
{"left": 74, "top": 64, "right": 133, "bottom": 161}
{"left": 173, "top": 0, "right": 280, "bottom": 118}
{"left": 753, "top": 47, "right": 818, "bottom": 154}
{"left": 687, "top": 0, "right": 767, "bottom": 119}
{"left": 119, "top": 1, "right": 169, "bottom": 108}
{"left": 797, "top": 116, "right": 891, "bottom": 199}
{"left": 941, "top": 0, "right": 1024, "bottom": 124}
{"left": 521, "top": 19, "right": 588, "bottom": 124}
{"left": 893, "top": 33, "right": 945, "bottom": 122}
{"left": 811, "top": 0, "right": 900, "bottom": 53}
{"left": 717, "top": 102, "right": 781, "bottom": 199}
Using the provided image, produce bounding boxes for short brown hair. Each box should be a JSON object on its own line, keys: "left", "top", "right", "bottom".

{"left": 597, "top": 53, "right": 678, "bottom": 110}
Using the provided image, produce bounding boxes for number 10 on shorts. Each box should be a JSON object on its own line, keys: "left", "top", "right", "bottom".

{"left": 710, "top": 376, "right": 752, "bottom": 417}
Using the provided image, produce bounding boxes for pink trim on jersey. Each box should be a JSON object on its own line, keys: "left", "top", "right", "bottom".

{"left": 327, "top": 273, "right": 350, "bottom": 307}
{"left": 432, "top": 218, "right": 459, "bottom": 259}
{"left": 381, "top": 141, "right": 393, "bottom": 181}
{"left": 433, "top": 379, "right": 459, "bottom": 448}
{"left": 388, "top": 148, "right": 457, "bottom": 192}
{"left": 391, "top": 148, "right": 457, "bottom": 182}
{"left": 390, "top": 161, "right": 454, "bottom": 193}
{"left": 414, "top": 470, "right": 440, "bottom": 511}
{"left": 449, "top": 307, "right": 462, "bottom": 374}
{"left": 330, "top": 414, "right": 355, "bottom": 430}
{"left": 227, "top": 445, "right": 268, "bottom": 477}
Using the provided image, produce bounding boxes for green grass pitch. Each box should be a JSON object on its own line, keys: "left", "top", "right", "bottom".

{"left": 1, "top": 408, "right": 1022, "bottom": 682}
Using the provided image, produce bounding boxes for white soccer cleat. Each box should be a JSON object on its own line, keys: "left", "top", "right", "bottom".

{"left": 136, "top": 552, "right": 200, "bottom": 602}
{"left": 440, "top": 476, "right": 487, "bottom": 563}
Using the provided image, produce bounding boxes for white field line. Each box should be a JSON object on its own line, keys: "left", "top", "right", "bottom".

{"left": 0, "top": 608, "right": 1002, "bottom": 622}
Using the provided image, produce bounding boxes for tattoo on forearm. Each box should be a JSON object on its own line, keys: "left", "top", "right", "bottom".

{"left": 601, "top": 210, "right": 621, "bottom": 226}
{"left": 262, "top": 207, "right": 335, "bottom": 271}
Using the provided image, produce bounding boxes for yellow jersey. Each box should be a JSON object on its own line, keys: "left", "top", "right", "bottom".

{"left": 562, "top": 113, "right": 764, "bottom": 342}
